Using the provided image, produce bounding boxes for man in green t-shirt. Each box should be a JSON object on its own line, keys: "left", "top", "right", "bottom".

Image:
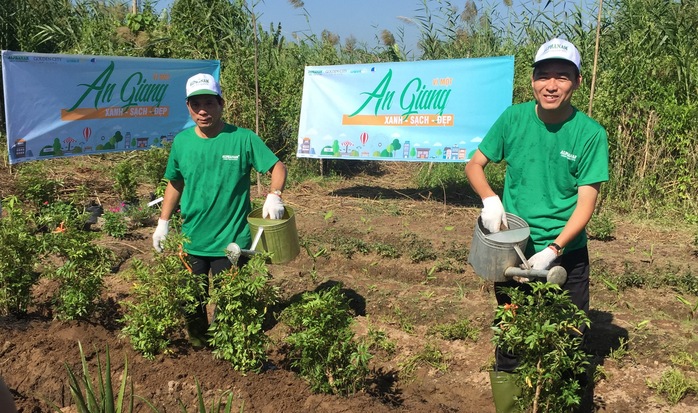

{"left": 152, "top": 73, "right": 287, "bottom": 347}
{"left": 465, "top": 38, "right": 609, "bottom": 385}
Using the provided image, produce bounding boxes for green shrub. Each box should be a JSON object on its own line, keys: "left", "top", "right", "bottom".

{"left": 0, "top": 197, "right": 41, "bottom": 316}
{"left": 279, "top": 284, "right": 371, "bottom": 395}
{"left": 120, "top": 232, "right": 201, "bottom": 359}
{"left": 492, "top": 282, "right": 591, "bottom": 412}
{"left": 208, "top": 255, "right": 279, "bottom": 373}
{"left": 15, "top": 162, "right": 62, "bottom": 208}
{"left": 42, "top": 230, "right": 114, "bottom": 320}
{"left": 102, "top": 210, "right": 129, "bottom": 239}
{"left": 112, "top": 160, "right": 139, "bottom": 204}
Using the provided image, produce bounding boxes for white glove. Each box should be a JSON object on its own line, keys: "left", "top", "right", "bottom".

{"left": 152, "top": 218, "right": 169, "bottom": 252}
{"left": 527, "top": 247, "right": 558, "bottom": 270}
{"left": 262, "top": 193, "right": 284, "bottom": 219}
{"left": 480, "top": 195, "right": 508, "bottom": 233}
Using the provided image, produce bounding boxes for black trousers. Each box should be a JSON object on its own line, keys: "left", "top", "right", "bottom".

{"left": 493, "top": 246, "right": 590, "bottom": 372}
{"left": 185, "top": 255, "right": 249, "bottom": 333}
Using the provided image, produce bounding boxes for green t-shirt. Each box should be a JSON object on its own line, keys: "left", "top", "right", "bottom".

{"left": 478, "top": 101, "right": 609, "bottom": 254}
{"left": 164, "top": 124, "right": 279, "bottom": 256}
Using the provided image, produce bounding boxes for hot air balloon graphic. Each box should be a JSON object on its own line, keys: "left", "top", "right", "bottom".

{"left": 83, "top": 127, "right": 92, "bottom": 142}
{"left": 359, "top": 132, "right": 368, "bottom": 145}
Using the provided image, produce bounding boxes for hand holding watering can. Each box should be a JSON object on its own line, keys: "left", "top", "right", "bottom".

{"left": 468, "top": 204, "right": 567, "bottom": 286}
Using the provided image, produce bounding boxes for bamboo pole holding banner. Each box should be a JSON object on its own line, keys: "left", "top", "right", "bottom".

{"left": 588, "top": 0, "right": 603, "bottom": 117}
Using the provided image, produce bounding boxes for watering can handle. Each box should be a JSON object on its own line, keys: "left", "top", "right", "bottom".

{"left": 512, "top": 244, "right": 531, "bottom": 270}
{"left": 250, "top": 227, "right": 264, "bottom": 251}
{"left": 504, "top": 265, "right": 567, "bottom": 286}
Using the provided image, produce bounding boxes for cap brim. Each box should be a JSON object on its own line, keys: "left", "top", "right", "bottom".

{"left": 186, "top": 90, "right": 220, "bottom": 98}
{"left": 531, "top": 57, "right": 580, "bottom": 72}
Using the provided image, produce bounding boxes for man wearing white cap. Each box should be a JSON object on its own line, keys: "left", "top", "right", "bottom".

{"left": 152, "top": 73, "right": 287, "bottom": 346}
{"left": 466, "top": 38, "right": 608, "bottom": 408}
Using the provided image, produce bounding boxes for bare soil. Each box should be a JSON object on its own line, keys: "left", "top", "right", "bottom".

{"left": 1, "top": 160, "right": 697, "bottom": 413}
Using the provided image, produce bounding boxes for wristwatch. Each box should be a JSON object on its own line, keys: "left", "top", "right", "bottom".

{"left": 548, "top": 242, "right": 563, "bottom": 256}
{"left": 272, "top": 189, "right": 282, "bottom": 197}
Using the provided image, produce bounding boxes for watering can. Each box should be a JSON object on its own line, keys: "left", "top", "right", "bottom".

{"left": 468, "top": 213, "right": 567, "bottom": 286}
{"left": 225, "top": 206, "right": 300, "bottom": 266}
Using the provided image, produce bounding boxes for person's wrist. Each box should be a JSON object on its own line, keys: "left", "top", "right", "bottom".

{"left": 548, "top": 243, "right": 562, "bottom": 256}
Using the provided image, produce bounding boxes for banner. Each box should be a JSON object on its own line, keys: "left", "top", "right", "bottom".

{"left": 296, "top": 56, "right": 513, "bottom": 162}
{"left": 2, "top": 51, "right": 220, "bottom": 164}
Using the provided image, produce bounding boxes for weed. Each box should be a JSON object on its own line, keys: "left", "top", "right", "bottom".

{"left": 670, "top": 352, "right": 698, "bottom": 370}
{"left": 427, "top": 318, "right": 479, "bottom": 341}
{"left": 209, "top": 255, "right": 279, "bottom": 373}
{"left": 373, "top": 242, "right": 400, "bottom": 258}
{"left": 593, "top": 365, "right": 608, "bottom": 383}
{"left": 364, "top": 326, "right": 396, "bottom": 356}
{"left": 676, "top": 295, "right": 698, "bottom": 320}
{"left": 608, "top": 337, "right": 631, "bottom": 364}
{"left": 181, "top": 378, "right": 243, "bottom": 413}
{"left": 647, "top": 368, "right": 698, "bottom": 405}
{"left": 392, "top": 306, "right": 414, "bottom": 334}
{"left": 402, "top": 232, "right": 437, "bottom": 263}
{"left": 587, "top": 213, "right": 615, "bottom": 241}
{"left": 279, "top": 284, "right": 371, "bottom": 395}
{"left": 399, "top": 343, "right": 448, "bottom": 381}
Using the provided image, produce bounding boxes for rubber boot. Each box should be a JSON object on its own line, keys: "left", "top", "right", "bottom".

{"left": 489, "top": 371, "right": 521, "bottom": 413}
{"left": 186, "top": 307, "right": 209, "bottom": 348}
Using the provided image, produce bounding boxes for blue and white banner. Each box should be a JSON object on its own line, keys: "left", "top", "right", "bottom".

{"left": 2, "top": 51, "right": 220, "bottom": 164}
{"left": 296, "top": 56, "right": 513, "bottom": 162}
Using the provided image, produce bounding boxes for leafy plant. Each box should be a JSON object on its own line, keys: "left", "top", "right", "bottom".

{"left": 15, "top": 162, "right": 62, "bottom": 208}
{"left": 122, "top": 200, "right": 156, "bottom": 228}
{"left": 102, "top": 210, "right": 129, "bottom": 238}
{"left": 492, "top": 282, "right": 591, "bottom": 413}
{"left": 279, "top": 284, "right": 371, "bottom": 395}
{"left": 208, "top": 255, "right": 279, "bottom": 373}
{"left": 120, "top": 232, "right": 202, "bottom": 359}
{"left": 112, "top": 160, "right": 139, "bottom": 204}
{"left": 0, "top": 197, "right": 41, "bottom": 316}
{"left": 36, "top": 200, "right": 89, "bottom": 233}
{"left": 42, "top": 230, "right": 114, "bottom": 320}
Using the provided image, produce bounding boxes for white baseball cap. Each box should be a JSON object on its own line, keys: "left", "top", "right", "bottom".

{"left": 533, "top": 38, "right": 581, "bottom": 73}
{"left": 185, "top": 73, "right": 221, "bottom": 98}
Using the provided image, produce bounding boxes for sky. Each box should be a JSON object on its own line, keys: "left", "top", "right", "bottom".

{"left": 152, "top": 0, "right": 596, "bottom": 58}
{"left": 154, "top": 0, "right": 426, "bottom": 54}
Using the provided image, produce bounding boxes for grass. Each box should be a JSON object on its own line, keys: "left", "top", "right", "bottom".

{"left": 398, "top": 343, "right": 449, "bottom": 382}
